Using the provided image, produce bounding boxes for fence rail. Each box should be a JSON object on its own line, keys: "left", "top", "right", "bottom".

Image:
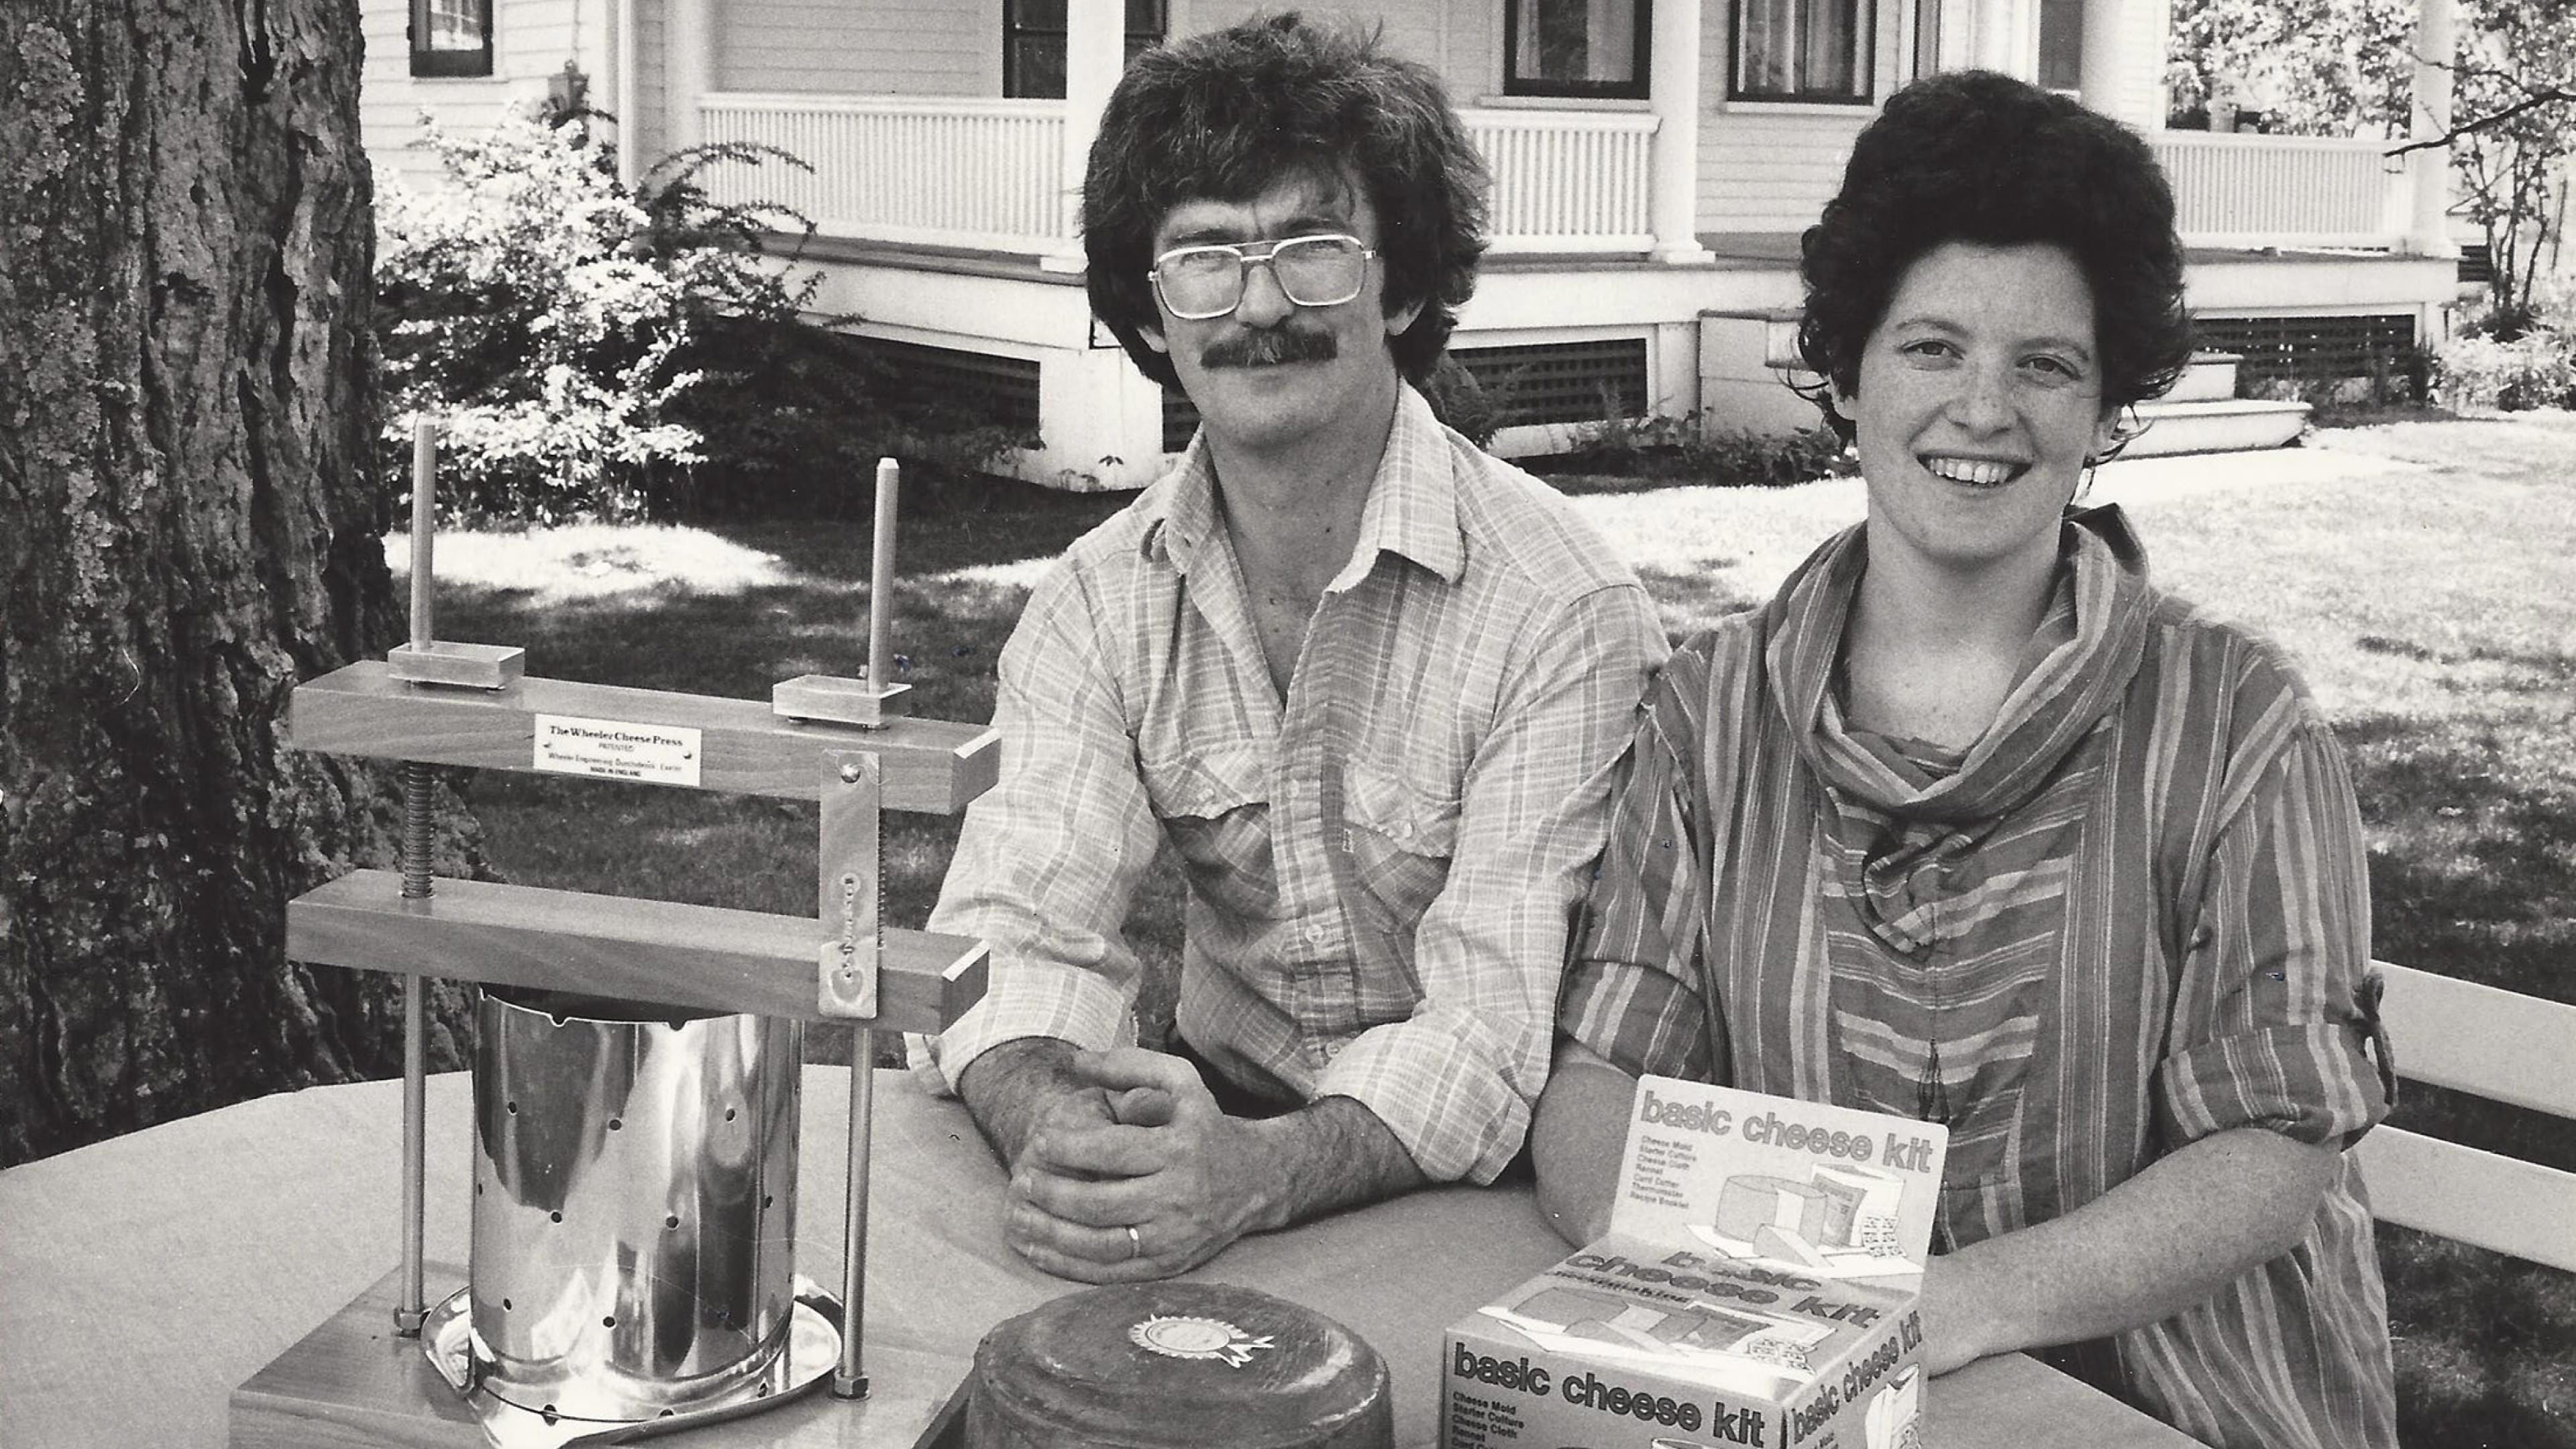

{"left": 2151, "top": 131, "right": 2410, "bottom": 250}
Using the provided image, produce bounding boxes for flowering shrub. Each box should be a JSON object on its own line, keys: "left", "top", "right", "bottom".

{"left": 376, "top": 110, "right": 821, "bottom": 523}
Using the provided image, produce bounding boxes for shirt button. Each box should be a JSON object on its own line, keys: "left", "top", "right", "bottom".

{"left": 1302, "top": 922, "right": 1327, "bottom": 945}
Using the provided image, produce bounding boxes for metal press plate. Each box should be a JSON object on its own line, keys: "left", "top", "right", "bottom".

{"left": 423, "top": 1279, "right": 847, "bottom": 1448}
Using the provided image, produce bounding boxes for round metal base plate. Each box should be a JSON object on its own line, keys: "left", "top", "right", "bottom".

{"left": 421, "top": 1278, "right": 847, "bottom": 1448}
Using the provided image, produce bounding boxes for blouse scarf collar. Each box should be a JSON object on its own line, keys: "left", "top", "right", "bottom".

{"left": 1756, "top": 504, "right": 2156, "bottom": 952}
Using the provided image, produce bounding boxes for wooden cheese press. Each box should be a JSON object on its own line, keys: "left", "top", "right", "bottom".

{"left": 231, "top": 425, "right": 996, "bottom": 1448}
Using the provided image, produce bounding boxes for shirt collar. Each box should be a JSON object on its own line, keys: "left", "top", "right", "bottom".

{"left": 1138, "top": 384, "right": 1467, "bottom": 588}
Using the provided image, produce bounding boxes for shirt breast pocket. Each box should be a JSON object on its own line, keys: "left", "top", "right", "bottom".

{"left": 1141, "top": 742, "right": 1275, "bottom": 918}
{"left": 1342, "top": 761, "right": 1461, "bottom": 938}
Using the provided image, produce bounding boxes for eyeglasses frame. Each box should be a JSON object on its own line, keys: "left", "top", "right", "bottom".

{"left": 1146, "top": 233, "right": 1380, "bottom": 321}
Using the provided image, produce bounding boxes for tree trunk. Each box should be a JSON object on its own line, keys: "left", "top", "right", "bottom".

{"left": 0, "top": 0, "right": 478, "bottom": 1167}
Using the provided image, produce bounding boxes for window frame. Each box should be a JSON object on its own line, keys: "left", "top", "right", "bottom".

{"left": 1727, "top": 0, "right": 1876, "bottom": 105}
{"left": 409, "top": 0, "right": 494, "bottom": 79}
{"left": 1003, "top": 0, "right": 1169, "bottom": 101}
{"left": 1502, "top": 0, "right": 1654, "bottom": 101}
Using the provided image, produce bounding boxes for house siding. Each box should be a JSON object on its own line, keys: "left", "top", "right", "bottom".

{"left": 714, "top": 0, "right": 991, "bottom": 96}
{"left": 1178, "top": 1, "right": 1462, "bottom": 92}
{"left": 1693, "top": 0, "right": 1903, "bottom": 234}
{"left": 361, "top": 0, "right": 610, "bottom": 196}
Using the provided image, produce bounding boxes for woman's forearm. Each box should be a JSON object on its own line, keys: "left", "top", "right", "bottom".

{"left": 1530, "top": 1039, "right": 1640, "bottom": 1248}
{"left": 1922, "top": 1126, "right": 2341, "bottom": 1373}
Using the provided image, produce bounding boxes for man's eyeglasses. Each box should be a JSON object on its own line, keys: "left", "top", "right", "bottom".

{"left": 1148, "top": 233, "right": 1377, "bottom": 321}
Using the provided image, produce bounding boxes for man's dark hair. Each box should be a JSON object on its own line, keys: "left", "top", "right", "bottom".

{"left": 1081, "top": 13, "right": 1489, "bottom": 388}
{"left": 1796, "top": 69, "right": 2194, "bottom": 445}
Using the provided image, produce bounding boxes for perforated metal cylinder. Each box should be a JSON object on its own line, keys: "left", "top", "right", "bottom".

{"left": 468, "top": 987, "right": 803, "bottom": 1425}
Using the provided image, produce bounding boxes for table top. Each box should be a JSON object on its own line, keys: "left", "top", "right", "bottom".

{"left": 0, "top": 1067, "right": 2198, "bottom": 1449}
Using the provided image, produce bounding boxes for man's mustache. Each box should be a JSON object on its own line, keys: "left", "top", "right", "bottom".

{"left": 1200, "top": 327, "right": 1339, "bottom": 369}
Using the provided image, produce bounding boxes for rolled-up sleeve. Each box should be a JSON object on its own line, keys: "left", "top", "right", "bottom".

{"left": 909, "top": 560, "right": 1165, "bottom": 1097}
{"left": 1556, "top": 646, "right": 1723, "bottom": 1087}
{"left": 2157, "top": 718, "right": 2392, "bottom": 1149}
{"left": 1314, "top": 581, "right": 1665, "bottom": 1182}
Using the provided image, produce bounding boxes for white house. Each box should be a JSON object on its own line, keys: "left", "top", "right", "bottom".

{"left": 364, "top": 0, "right": 2463, "bottom": 487}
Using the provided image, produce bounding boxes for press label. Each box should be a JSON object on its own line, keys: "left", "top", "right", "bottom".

{"left": 533, "top": 715, "right": 703, "bottom": 787}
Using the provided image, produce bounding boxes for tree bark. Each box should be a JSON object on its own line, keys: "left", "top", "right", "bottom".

{"left": 0, "top": 0, "right": 477, "bottom": 1166}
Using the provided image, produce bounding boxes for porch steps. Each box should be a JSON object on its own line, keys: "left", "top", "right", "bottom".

{"left": 2123, "top": 352, "right": 2310, "bottom": 457}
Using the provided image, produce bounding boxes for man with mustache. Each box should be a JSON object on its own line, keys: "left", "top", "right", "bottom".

{"left": 910, "top": 14, "right": 1665, "bottom": 1282}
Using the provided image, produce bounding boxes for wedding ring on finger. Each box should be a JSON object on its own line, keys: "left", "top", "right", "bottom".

{"left": 1126, "top": 1225, "right": 1143, "bottom": 1261}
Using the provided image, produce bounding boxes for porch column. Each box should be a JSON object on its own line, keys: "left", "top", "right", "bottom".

{"left": 2077, "top": 0, "right": 2128, "bottom": 121}
{"left": 1649, "top": 0, "right": 1712, "bottom": 263}
{"left": 665, "top": 0, "right": 712, "bottom": 153}
{"left": 1974, "top": 0, "right": 2027, "bottom": 74}
{"left": 2406, "top": 0, "right": 2459, "bottom": 257}
{"left": 1045, "top": 0, "right": 1125, "bottom": 272}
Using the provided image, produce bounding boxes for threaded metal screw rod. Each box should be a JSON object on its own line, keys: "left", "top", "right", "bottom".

{"left": 393, "top": 415, "right": 440, "bottom": 1337}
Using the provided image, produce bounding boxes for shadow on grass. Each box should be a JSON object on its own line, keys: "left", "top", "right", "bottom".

{"left": 435, "top": 499, "right": 1186, "bottom": 1069}
{"left": 2330, "top": 698, "right": 2576, "bottom": 1449}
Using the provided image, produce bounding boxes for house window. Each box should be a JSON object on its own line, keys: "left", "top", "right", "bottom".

{"left": 1505, "top": 0, "right": 1651, "bottom": 99}
{"left": 1732, "top": 0, "right": 1872, "bottom": 102}
{"left": 1004, "top": 0, "right": 1167, "bottom": 100}
{"left": 2036, "top": 0, "right": 2083, "bottom": 93}
{"left": 409, "top": 0, "right": 493, "bottom": 78}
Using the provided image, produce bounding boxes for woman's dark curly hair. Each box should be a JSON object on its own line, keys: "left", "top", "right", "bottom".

{"left": 1082, "top": 13, "right": 1489, "bottom": 388}
{"left": 1796, "top": 70, "right": 2194, "bottom": 445}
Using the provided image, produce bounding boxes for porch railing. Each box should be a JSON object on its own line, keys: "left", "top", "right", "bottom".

{"left": 2151, "top": 131, "right": 2410, "bottom": 250}
{"left": 1458, "top": 107, "right": 1658, "bottom": 254}
{"left": 693, "top": 95, "right": 1661, "bottom": 256}
{"left": 697, "top": 94, "right": 1071, "bottom": 252}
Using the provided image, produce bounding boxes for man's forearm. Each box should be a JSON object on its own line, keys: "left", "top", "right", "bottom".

{"left": 1927, "top": 1125, "right": 2340, "bottom": 1370}
{"left": 955, "top": 1036, "right": 1095, "bottom": 1169}
{"left": 1239, "top": 1095, "right": 1428, "bottom": 1232}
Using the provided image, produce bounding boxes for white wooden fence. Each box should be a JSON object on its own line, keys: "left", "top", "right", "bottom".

{"left": 2151, "top": 131, "right": 2412, "bottom": 250}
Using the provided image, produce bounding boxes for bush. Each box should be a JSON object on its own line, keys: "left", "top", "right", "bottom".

{"left": 378, "top": 107, "right": 1026, "bottom": 524}
{"left": 1419, "top": 352, "right": 1499, "bottom": 447}
{"left": 2432, "top": 329, "right": 2576, "bottom": 411}
{"left": 1535, "top": 408, "right": 1856, "bottom": 490}
{"left": 377, "top": 109, "right": 818, "bottom": 523}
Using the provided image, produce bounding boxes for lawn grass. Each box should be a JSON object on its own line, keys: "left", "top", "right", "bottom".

{"left": 423, "top": 413, "right": 2576, "bottom": 1446}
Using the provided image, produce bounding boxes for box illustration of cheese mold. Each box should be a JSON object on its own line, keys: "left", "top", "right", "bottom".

{"left": 1444, "top": 1077, "right": 1949, "bottom": 1449}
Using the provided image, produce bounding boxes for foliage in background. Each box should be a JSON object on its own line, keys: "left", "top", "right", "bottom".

{"left": 376, "top": 110, "right": 821, "bottom": 523}
{"left": 1419, "top": 353, "right": 1500, "bottom": 447}
{"left": 2166, "top": 0, "right": 2416, "bottom": 136}
{"left": 377, "top": 107, "right": 1028, "bottom": 525}
{"left": 1537, "top": 408, "right": 1855, "bottom": 491}
{"left": 2166, "top": 0, "right": 2576, "bottom": 321}
{"left": 2430, "top": 274, "right": 2576, "bottom": 407}
{"left": 2446, "top": 0, "right": 2576, "bottom": 325}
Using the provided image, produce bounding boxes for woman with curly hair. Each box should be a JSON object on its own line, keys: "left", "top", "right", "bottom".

{"left": 1531, "top": 70, "right": 2396, "bottom": 1448}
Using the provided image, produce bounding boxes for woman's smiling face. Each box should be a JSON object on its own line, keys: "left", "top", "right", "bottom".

{"left": 1838, "top": 240, "right": 2117, "bottom": 581}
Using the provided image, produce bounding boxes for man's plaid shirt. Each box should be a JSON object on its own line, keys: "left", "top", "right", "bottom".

{"left": 911, "top": 386, "right": 1666, "bottom": 1182}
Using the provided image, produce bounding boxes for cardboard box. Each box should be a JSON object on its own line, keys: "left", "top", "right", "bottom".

{"left": 1443, "top": 1077, "right": 1949, "bottom": 1449}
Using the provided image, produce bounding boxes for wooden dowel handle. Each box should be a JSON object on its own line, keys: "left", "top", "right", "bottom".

{"left": 867, "top": 458, "right": 897, "bottom": 690}
{"left": 409, "top": 419, "right": 438, "bottom": 651}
